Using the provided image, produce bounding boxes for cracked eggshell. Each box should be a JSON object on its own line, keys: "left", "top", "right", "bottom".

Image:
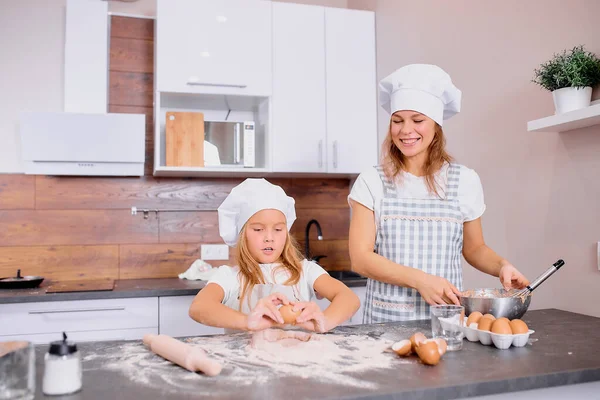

{"left": 279, "top": 305, "right": 301, "bottom": 325}
{"left": 391, "top": 340, "right": 412, "bottom": 356}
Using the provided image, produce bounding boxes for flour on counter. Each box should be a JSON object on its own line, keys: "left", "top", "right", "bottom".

{"left": 82, "top": 327, "right": 417, "bottom": 395}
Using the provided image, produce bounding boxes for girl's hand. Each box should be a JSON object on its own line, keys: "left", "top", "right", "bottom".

{"left": 498, "top": 262, "right": 530, "bottom": 291}
{"left": 246, "top": 292, "right": 290, "bottom": 331}
{"left": 415, "top": 274, "right": 461, "bottom": 305}
{"left": 292, "top": 301, "right": 328, "bottom": 333}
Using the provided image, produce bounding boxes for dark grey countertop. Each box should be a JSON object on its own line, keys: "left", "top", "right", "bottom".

{"left": 0, "top": 276, "right": 366, "bottom": 304}
{"left": 29, "top": 309, "right": 600, "bottom": 399}
{"left": 0, "top": 278, "right": 206, "bottom": 304}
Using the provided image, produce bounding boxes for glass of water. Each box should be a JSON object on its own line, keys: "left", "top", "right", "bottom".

{"left": 430, "top": 305, "right": 465, "bottom": 351}
{"left": 0, "top": 341, "right": 35, "bottom": 400}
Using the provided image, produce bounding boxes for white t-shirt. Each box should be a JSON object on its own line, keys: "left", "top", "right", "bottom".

{"left": 348, "top": 163, "right": 486, "bottom": 225}
{"left": 207, "top": 259, "right": 328, "bottom": 314}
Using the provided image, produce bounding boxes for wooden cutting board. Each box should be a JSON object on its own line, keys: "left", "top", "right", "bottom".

{"left": 165, "top": 111, "right": 205, "bottom": 167}
{"left": 46, "top": 279, "right": 115, "bottom": 293}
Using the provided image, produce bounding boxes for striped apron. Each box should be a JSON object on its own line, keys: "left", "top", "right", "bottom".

{"left": 363, "top": 164, "right": 464, "bottom": 323}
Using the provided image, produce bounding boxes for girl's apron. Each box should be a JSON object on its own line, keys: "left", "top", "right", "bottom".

{"left": 363, "top": 164, "right": 464, "bottom": 323}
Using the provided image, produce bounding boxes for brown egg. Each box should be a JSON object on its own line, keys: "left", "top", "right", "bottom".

{"left": 391, "top": 340, "right": 412, "bottom": 356}
{"left": 509, "top": 319, "right": 529, "bottom": 334}
{"left": 478, "top": 317, "right": 494, "bottom": 331}
{"left": 424, "top": 338, "right": 447, "bottom": 356}
{"left": 416, "top": 341, "right": 441, "bottom": 366}
{"left": 466, "top": 312, "right": 483, "bottom": 326}
{"left": 410, "top": 332, "right": 426, "bottom": 352}
{"left": 491, "top": 318, "right": 512, "bottom": 335}
{"left": 279, "top": 305, "right": 301, "bottom": 325}
{"left": 481, "top": 313, "right": 496, "bottom": 321}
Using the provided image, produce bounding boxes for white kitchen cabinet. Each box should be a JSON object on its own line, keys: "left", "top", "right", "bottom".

{"left": 271, "top": 5, "right": 377, "bottom": 174}
{"left": 0, "top": 297, "right": 158, "bottom": 344}
{"left": 325, "top": 7, "right": 378, "bottom": 174}
{"left": 271, "top": 2, "right": 327, "bottom": 173}
{"left": 156, "top": 0, "right": 272, "bottom": 96}
{"left": 159, "top": 295, "right": 225, "bottom": 337}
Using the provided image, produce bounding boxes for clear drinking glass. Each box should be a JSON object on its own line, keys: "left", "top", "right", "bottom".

{"left": 0, "top": 341, "right": 35, "bottom": 400}
{"left": 431, "top": 305, "right": 465, "bottom": 351}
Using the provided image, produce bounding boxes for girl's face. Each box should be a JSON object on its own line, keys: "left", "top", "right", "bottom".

{"left": 390, "top": 110, "right": 436, "bottom": 161}
{"left": 244, "top": 209, "right": 288, "bottom": 264}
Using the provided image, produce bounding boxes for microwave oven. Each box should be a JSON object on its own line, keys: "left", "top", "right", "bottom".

{"left": 204, "top": 121, "right": 255, "bottom": 168}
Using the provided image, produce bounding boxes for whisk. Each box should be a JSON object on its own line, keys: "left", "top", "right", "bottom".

{"left": 510, "top": 259, "right": 565, "bottom": 298}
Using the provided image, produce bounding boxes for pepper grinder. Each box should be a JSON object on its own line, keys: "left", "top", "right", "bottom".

{"left": 42, "top": 332, "right": 82, "bottom": 396}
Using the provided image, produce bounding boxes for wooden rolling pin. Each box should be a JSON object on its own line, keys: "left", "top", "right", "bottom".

{"left": 142, "top": 334, "right": 222, "bottom": 376}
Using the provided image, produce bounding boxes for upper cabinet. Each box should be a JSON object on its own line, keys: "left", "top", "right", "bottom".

{"left": 271, "top": 2, "right": 327, "bottom": 173}
{"left": 154, "top": 0, "right": 377, "bottom": 177}
{"left": 324, "top": 8, "right": 377, "bottom": 174}
{"left": 156, "top": 0, "right": 272, "bottom": 96}
{"left": 271, "top": 4, "right": 377, "bottom": 174}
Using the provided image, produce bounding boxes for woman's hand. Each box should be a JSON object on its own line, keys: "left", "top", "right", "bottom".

{"left": 292, "top": 301, "right": 328, "bottom": 333}
{"left": 415, "top": 273, "right": 461, "bottom": 305}
{"left": 246, "top": 292, "right": 290, "bottom": 331}
{"left": 498, "top": 262, "right": 529, "bottom": 291}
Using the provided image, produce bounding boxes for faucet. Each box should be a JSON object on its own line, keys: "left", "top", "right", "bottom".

{"left": 305, "top": 219, "right": 326, "bottom": 263}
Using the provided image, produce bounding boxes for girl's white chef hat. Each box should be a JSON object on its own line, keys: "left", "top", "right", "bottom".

{"left": 378, "top": 64, "right": 462, "bottom": 126}
{"left": 218, "top": 178, "right": 296, "bottom": 247}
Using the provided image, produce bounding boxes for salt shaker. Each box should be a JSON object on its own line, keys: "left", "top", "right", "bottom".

{"left": 42, "top": 332, "right": 82, "bottom": 396}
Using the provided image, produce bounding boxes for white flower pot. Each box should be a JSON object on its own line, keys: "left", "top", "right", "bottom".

{"left": 552, "top": 86, "right": 592, "bottom": 114}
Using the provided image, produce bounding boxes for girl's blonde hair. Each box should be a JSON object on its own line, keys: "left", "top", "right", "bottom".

{"left": 235, "top": 223, "right": 304, "bottom": 311}
{"left": 381, "top": 120, "right": 453, "bottom": 198}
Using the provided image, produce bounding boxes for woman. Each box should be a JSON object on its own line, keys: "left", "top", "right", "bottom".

{"left": 348, "top": 64, "right": 529, "bottom": 323}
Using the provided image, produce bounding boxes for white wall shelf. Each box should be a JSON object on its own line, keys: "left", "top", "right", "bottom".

{"left": 154, "top": 166, "right": 271, "bottom": 178}
{"left": 527, "top": 102, "right": 600, "bottom": 133}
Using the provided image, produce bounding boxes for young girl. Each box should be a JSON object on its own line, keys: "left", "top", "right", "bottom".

{"left": 189, "top": 178, "right": 360, "bottom": 333}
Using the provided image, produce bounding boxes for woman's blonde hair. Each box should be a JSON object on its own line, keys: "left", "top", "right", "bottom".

{"left": 235, "top": 223, "right": 304, "bottom": 311}
{"left": 381, "top": 120, "right": 453, "bottom": 198}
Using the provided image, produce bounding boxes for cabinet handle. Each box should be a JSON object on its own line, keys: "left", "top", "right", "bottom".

{"left": 318, "top": 140, "right": 323, "bottom": 168}
{"left": 29, "top": 307, "right": 126, "bottom": 315}
{"left": 333, "top": 140, "right": 338, "bottom": 169}
{"left": 186, "top": 82, "right": 247, "bottom": 89}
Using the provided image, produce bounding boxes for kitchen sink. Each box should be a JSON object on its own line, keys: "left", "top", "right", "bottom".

{"left": 328, "top": 270, "right": 366, "bottom": 281}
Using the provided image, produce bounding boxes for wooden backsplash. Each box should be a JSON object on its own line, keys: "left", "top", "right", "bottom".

{"left": 0, "top": 16, "right": 351, "bottom": 282}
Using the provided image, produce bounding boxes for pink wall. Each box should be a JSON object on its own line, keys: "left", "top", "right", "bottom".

{"left": 371, "top": 0, "right": 600, "bottom": 317}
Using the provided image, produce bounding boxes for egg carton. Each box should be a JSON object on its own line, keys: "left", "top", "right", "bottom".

{"left": 438, "top": 317, "right": 534, "bottom": 350}
{"left": 461, "top": 321, "right": 534, "bottom": 350}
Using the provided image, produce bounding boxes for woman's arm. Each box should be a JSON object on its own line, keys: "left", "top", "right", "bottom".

{"left": 463, "top": 218, "right": 529, "bottom": 290}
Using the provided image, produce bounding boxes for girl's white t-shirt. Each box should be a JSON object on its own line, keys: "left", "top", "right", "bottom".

{"left": 207, "top": 259, "right": 328, "bottom": 314}
{"left": 348, "top": 163, "right": 486, "bottom": 225}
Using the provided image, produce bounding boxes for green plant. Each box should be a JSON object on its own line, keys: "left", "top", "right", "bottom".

{"left": 532, "top": 45, "right": 600, "bottom": 91}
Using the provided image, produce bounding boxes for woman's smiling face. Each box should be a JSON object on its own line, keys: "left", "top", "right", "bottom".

{"left": 390, "top": 110, "right": 436, "bottom": 159}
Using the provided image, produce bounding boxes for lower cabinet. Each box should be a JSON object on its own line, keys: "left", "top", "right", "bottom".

{"left": 0, "top": 285, "right": 368, "bottom": 343}
{"left": 0, "top": 297, "right": 158, "bottom": 344}
{"left": 159, "top": 295, "right": 225, "bottom": 337}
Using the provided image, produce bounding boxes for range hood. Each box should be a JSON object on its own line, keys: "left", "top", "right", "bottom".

{"left": 20, "top": 112, "right": 145, "bottom": 176}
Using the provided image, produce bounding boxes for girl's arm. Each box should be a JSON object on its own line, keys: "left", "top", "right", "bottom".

{"left": 310, "top": 275, "right": 360, "bottom": 330}
{"left": 189, "top": 283, "right": 249, "bottom": 331}
{"left": 463, "top": 218, "right": 529, "bottom": 290}
{"left": 189, "top": 284, "right": 290, "bottom": 331}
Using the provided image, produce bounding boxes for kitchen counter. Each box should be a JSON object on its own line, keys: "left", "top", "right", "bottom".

{"left": 0, "top": 274, "right": 366, "bottom": 304}
{"left": 0, "top": 278, "right": 206, "bottom": 304}
{"left": 29, "top": 309, "right": 600, "bottom": 399}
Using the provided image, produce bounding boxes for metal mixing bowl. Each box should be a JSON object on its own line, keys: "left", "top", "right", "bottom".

{"left": 459, "top": 288, "right": 531, "bottom": 320}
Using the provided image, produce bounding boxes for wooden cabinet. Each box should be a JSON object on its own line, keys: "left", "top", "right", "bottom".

{"left": 159, "top": 295, "right": 225, "bottom": 337}
{"left": 271, "top": 5, "right": 377, "bottom": 174}
{"left": 156, "top": 0, "right": 272, "bottom": 96}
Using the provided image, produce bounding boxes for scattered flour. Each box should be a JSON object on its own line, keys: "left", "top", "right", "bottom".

{"left": 82, "top": 328, "right": 417, "bottom": 395}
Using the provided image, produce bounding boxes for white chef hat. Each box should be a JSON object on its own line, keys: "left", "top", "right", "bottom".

{"left": 218, "top": 178, "right": 296, "bottom": 247}
{"left": 379, "top": 64, "right": 461, "bottom": 126}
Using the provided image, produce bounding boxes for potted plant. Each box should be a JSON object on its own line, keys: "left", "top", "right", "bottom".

{"left": 532, "top": 45, "right": 600, "bottom": 114}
